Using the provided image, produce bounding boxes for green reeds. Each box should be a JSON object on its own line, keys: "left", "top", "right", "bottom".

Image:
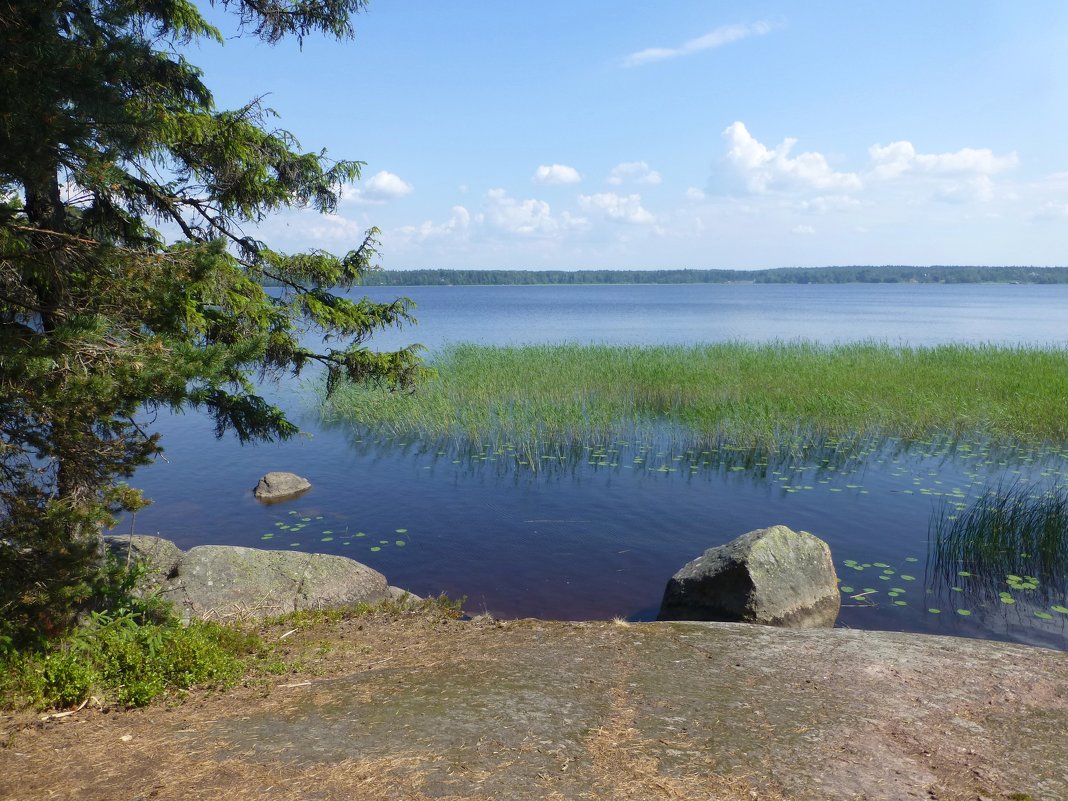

{"left": 929, "top": 484, "right": 1068, "bottom": 611}
{"left": 322, "top": 342, "right": 1068, "bottom": 451}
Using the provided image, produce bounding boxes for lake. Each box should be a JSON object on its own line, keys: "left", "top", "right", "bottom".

{"left": 121, "top": 283, "right": 1068, "bottom": 649}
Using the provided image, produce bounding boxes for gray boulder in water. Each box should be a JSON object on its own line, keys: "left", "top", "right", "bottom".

{"left": 658, "top": 524, "right": 840, "bottom": 628}
{"left": 254, "top": 471, "right": 311, "bottom": 501}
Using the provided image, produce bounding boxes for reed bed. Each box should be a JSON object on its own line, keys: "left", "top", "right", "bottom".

{"left": 930, "top": 483, "right": 1068, "bottom": 601}
{"left": 322, "top": 342, "right": 1068, "bottom": 449}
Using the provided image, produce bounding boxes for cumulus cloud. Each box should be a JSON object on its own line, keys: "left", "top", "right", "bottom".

{"left": 623, "top": 21, "right": 773, "bottom": 67}
{"left": 685, "top": 187, "right": 707, "bottom": 202}
{"left": 578, "top": 192, "right": 655, "bottom": 224}
{"left": 869, "top": 141, "right": 1018, "bottom": 180}
{"left": 342, "top": 170, "right": 414, "bottom": 204}
{"left": 393, "top": 205, "right": 471, "bottom": 243}
{"left": 484, "top": 188, "right": 586, "bottom": 236}
{"left": 532, "top": 164, "right": 582, "bottom": 185}
{"left": 724, "top": 122, "right": 862, "bottom": 193}
{"left": 792, "top": 224, "right": 815, "bottom": 236}
{"left": 607, "top": 161, "right": 662, "bottom": 186}
{"left": 305, "top": 212, "right": 369, "bottom": 244}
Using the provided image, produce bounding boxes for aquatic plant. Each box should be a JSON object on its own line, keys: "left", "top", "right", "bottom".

{"left": 929, "top": 483, "right": 1068, "bottom": 607}
{"left": 322, "top": 342, "right": 1068, "bottom": 454}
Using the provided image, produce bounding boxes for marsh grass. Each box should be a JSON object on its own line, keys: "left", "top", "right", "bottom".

{"left": 930, "top": 483, "right": 1068, "bottom": 604}
{"left": 323, "top": 342, "right": 1068, "bottom": 454}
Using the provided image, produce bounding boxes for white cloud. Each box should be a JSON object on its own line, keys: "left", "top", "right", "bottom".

{"left": 607, "top": 161, "right": 662, "bottom": 186}
{"left": 578, "top": 192, "right": 655, "bottom": 224}
{"left": 869, "top": 141, "right": 1018, "bottom": 180}
{"left": 305, "top": 212, "right": 369, "bottom": 244}
{"left": 934, "top": 175, "right": 995, "bottom": 204}
{"left": 393, "top": 205, "right": 471, "bottom": 243}
{"left": 797, "top": 195, "right": 862, "bottom": 214}
{"left": 724, "top": 122, "right": 862, "bottom": 193}
{"left": 685, "top": 187, "right": 707, "bottom": 202}
{"left": 484, "top": 188, "right": 586, "bottom": 236}
{"left": 623, "top": 21, "right": 773, "bottom": 67}
{"left": 365, "top": 170, "right": 414, "bottom": 198}
{"left": 792, "top": 224, "right": 816, "bottom": 236}
{"left": 341, "top": 170, "right": 414, "bottom": 204}
{"left": 532, "top": 164, "right": 582, "bottom": 185}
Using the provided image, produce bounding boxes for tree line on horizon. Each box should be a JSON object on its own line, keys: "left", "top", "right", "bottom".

{"left": 343, "top": 265, "right": 1068, "bottom": 287}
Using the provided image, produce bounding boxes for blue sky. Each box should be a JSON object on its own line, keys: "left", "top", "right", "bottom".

{"left": 191, "top": 1, "right": 1068, "bottom": 270}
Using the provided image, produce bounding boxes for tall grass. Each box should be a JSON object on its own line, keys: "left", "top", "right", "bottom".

{"left": 929, "top": 483, "right": 1068, "bottom": 604}
{"left": 323, "top": 342, "right": 1068, "bottom": 453}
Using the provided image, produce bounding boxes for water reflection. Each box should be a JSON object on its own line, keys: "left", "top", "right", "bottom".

{"left": 318, "top": 419, "right": 1068, "bottom": 646}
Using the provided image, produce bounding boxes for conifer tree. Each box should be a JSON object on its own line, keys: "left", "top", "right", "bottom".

{"left": 0, "top": 0, "right": 421, "bottom": 635}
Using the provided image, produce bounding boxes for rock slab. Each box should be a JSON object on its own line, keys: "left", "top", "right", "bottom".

{"left": 658, "top": 524, "right": 840, "bottom": 627}
{"left": 105, "top": 535, "right": 391, "bottom": 622}
{"left": 254, "top": 471, "right": 311, "bottom": 501}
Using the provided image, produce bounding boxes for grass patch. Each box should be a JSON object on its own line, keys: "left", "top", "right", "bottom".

{"left": 0, "top": 593, "right": 466, "bottom": 712}
{"left": 0, "top": 609, "right": 253, "bottom": 709}
{"left": 323, "top": 342, "right": 1068, "bottom": 450}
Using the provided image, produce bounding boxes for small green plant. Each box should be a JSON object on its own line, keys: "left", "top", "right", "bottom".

{"left": 0, "top": 607, "right": 255, "bottom": 710}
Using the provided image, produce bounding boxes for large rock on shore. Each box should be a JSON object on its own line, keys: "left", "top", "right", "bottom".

{"left": 254, "top": 471, "right": 311, "bottom": 501}
{"left": 658, "top": 524, "right": 840, "bottom": 627}
{"left": 105, "top": 535, "right": 392, "bottom": 622}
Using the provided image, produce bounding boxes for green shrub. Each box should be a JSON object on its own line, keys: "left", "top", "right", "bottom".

{"left": 0, "top": 608, "right": 254, "bottom": 710}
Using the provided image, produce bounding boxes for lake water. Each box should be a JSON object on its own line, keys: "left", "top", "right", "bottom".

{"left": 121, "top": 283, "right": 1068, "bottom": 649}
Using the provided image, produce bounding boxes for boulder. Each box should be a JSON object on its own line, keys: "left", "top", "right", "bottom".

{"left": 162, "top": 545, "right": 391, "bottom": 622}
{"left": 105, "top": 534, "right": 395, "bottom": 622}
{"left": 658, "top": 524, "right": 840, "bottom": 628}
{"left": 104, "top": 534, "right": 183, "bottom": 595}
{"left": 254, "top": 471, "right": 311, "bottom": 501}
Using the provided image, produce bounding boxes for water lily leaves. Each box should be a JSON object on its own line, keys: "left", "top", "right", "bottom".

{"left": 370, "top": 546, "right": 381, "bottom": 552}
{"left": 927, "top": 608, "right": 941, "bottom": 614}
{"left": 956, "top": 609, "right": 972, "bottom": 616}
{"left": 840, "top": 585, "right": 855, "bottom": 594}
{"left": 1034, "top": 611, "right": 1054, "bottom": 620}
{"left": 395, "top": 540, "right": 406, "bottom": 547}
{"left": 1052, "top": 605, "right": 1068, "bottom": 615}
{"left": 1006, "top": 575, "right": 1040, "bottom": 591}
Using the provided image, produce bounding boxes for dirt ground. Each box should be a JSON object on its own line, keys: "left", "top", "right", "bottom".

{"left": 1, "top": 611, "right": 1065, "bottom": 801}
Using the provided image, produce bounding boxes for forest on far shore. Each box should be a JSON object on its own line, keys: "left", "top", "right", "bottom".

{"left": 349, "top": 265, "right": 1068, "bottom": 286}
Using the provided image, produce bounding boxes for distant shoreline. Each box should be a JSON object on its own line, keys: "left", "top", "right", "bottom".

{"left": 347, "top": 265, "right": 1068, "bottom": 287}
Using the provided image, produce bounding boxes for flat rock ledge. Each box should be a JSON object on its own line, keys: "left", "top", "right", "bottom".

{"left": 8, "top": 618, "right": 1066, "bottom": 801}
{"left": 659, "top": 524, "right": 840, "bottom": 627}
{"left": 105, "top": 534, "right": 396, "bottom": 622}
{"left": 254, "top": 471, "right": 311, "bottom": 501}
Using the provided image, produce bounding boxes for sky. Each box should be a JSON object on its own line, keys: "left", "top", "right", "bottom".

{"left": 188, "top": 1, "right": 1068, "bottom": 270}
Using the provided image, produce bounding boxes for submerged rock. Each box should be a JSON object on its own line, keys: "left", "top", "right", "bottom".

{"left": 254, "top": 471, "right": 311, "bottom": 501}
{"left": 658, "top": 524, "right": 840, "bottom": 627}
{"left": 105, "top": 535, "right": 393, "bottom": 622}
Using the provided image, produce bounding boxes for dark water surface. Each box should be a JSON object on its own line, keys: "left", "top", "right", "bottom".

{"left": 122, "top": 283, "right": 1068, "bottom": 649}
